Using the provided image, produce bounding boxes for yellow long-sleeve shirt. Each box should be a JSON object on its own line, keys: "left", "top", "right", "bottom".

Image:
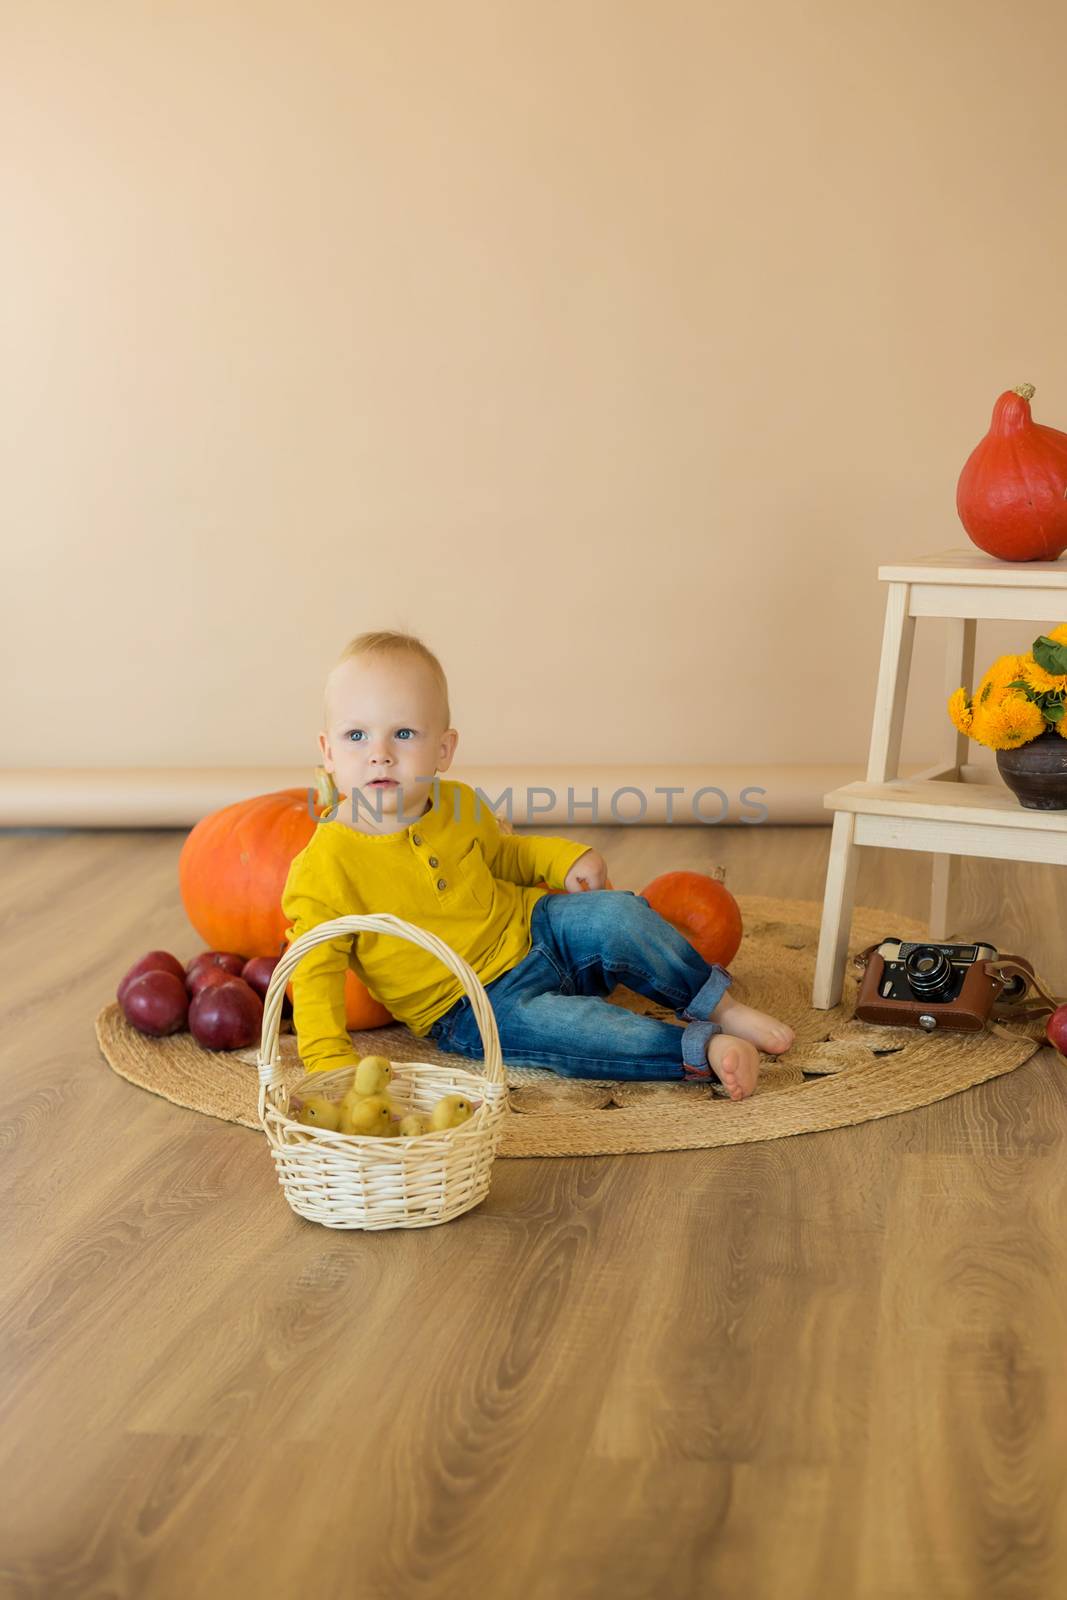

{"left": 279, "top": 778, "right": 592, "bottom": 1074}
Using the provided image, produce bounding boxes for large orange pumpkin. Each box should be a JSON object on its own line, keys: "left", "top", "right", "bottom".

{"left": 639, "top": 867, "right": 743, "bottom": 967}
{"left": 178, "top": 785, "right": 393, "bottom": 1029}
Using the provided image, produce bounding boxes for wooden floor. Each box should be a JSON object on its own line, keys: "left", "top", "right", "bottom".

{"left": 2, "top": 823, "right": 1066, "bottom": 1599}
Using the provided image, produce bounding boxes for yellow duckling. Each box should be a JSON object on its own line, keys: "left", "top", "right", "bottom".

{"left": 340, "top": 1089, "right": 397, "bottom": 1127}
{"left": 339, "top": 1094, "right": 395, "bottom": 1137}
{"left": 429, "top": 1093, "right": 476, "bottom": 1132}
{"left": 397, "top": 1112, "right": 429, "bottom": 1138}
{"left": 349, "top": 1055, "right": 394, "bottom": 1098}
{"left": 340, "top": 1061, "right": 396, "bottom": 1118}
{"left": 293, "top": 1094, "right": 342, "bottom": 1131}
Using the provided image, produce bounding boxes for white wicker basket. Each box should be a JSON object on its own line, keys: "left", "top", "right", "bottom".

{"left": 257, "top": 913, "right": 509, "bottom": 1230}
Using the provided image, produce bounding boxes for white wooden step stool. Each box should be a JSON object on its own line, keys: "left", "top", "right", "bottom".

{"left": 813, "top": 547, "right": 1067, "bottom": 1009}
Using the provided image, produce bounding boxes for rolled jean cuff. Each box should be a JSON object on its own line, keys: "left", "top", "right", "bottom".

{"left": 680, "top": 1018, "right": 721, "bottom": 1075}
{"left": 676, "top": 965, "right": 733, "bottom": 1024}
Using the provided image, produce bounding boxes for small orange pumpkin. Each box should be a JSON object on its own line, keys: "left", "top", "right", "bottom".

{"left": 178, "top": 783, "right": 393, "bottom": 1030}
{"left": 284, "top": 967, "right": 392, "bottom": 1032}
{"left": 639, "top": 867, "right": 743, "bottom": 967}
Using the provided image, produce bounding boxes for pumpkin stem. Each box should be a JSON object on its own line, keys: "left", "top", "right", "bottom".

{"left": 1012, "top": 383, "right": 1036, "bottom": 401}
{"left": 314, "top": 766, "right": 339, "bottom": 813}
{"left": 711, "top": 865, "right": 727, "bottom": 883}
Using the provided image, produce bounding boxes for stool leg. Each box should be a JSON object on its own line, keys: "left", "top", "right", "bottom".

{"left": 814, "top": 811, "right": 861, "bottom": 1008}
{"left": 867, "top": 582, "right": 916, "bottom": 783}
{"left": 929, "top": 854, "right": 959, "bottom": 941}
{"left": 929, "top": 619, "right": 975, "bottom": 939}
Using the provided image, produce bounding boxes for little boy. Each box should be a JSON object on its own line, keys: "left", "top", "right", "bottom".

{"left": 281, "top": 631, "right": 794, "bottom": 1102}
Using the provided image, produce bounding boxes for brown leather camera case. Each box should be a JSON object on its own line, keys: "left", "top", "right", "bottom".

{"left": 852, "top": 945, "right": 1039, "bottom": 1033}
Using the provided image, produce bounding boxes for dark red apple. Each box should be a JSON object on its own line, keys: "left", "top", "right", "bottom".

{"left": 117, "top": 950, "right": 186, "bottom": 1007}
{"left": 189, "top": 978, "right": 264, "bottom": 1050}
{"left": 185, "top": 950, "right": 246, "bottom": 989}
{"left": 1046, "top": 1005, "right": 1067, "bottom": 1057}
{"left": 122, "top": 971, "right": 189, "bottom": 1036}
{"left": 188, "top": 963, "right": 239, "bottom": 999}
{"left": 241, "top": 955, "right": 291, "bottom": 1017}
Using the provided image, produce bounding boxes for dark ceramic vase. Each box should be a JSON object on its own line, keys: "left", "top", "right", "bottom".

{"left": 996, "top": 728, "right": 1067, "bottom": 810}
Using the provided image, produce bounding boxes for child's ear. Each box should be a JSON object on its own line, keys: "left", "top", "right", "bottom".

{"left": 436, "top": 728, "right": 459, "bottom": 772}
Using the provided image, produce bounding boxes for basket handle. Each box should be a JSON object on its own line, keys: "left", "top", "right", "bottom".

{"left": 256, "top": 912, "right": 504, "bottom": 1091}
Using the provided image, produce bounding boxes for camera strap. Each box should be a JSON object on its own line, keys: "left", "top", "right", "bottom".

{"left": 850, "top": 940, "right": 881, "bottom": 972}
{"left": 983, "top": 957, "right": 1064, "bottom": 1026}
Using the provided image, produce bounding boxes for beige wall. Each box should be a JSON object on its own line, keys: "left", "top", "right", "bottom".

{"left": 6, "top": 0, "right": 1067, "bottom": 777}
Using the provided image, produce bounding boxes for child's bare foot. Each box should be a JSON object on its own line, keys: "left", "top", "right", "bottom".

{"left": 706, "top": 1032, "right": 761, "bottom": 1101}
{"left": 711, "top": 993, "right": 794, "bottom": 1056}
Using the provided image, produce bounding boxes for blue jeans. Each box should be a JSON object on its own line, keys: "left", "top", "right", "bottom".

{"left": 426, "top": 889, "right": 733, "bottom": 1081}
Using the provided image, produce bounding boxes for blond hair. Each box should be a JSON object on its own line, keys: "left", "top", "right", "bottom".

{"left": 325, "top": 630, "right": 451, "bottom": 728}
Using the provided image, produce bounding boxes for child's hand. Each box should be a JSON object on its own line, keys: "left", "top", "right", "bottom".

{"left": 564, "top": 849, "right": 608, "bottom": 893}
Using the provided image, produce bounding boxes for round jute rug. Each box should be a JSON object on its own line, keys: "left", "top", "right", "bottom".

{"left": 95, "top": 896, "right": 1048, "bottom": 1158}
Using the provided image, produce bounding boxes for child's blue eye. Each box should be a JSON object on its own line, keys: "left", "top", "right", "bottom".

{"left": 346, "top": 731, "right": 365, "bottom": 743}
{"left": 397, "top": 729, "right": 415, "bottom": 740}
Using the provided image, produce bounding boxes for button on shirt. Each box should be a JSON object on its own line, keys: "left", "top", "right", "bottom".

{"left": 280, "top": 778, "right": 591, "bottom": 1073}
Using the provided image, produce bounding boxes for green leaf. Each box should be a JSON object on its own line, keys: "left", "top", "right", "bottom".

{"left": 1033, "top": 635, "right": 1067, "bottom": 675}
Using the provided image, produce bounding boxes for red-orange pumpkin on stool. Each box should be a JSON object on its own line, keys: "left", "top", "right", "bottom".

{"left": 957, "top": 384, "right": 1067, "bottom": 562}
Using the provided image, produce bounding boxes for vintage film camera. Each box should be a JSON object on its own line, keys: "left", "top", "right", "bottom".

{"left": 852, "top": 937, "right": 1042, "bottom": 1033}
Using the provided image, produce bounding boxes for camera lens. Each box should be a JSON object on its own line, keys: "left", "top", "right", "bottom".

{"left": 904, "top": 944, "right": 953, "bottom": 999}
